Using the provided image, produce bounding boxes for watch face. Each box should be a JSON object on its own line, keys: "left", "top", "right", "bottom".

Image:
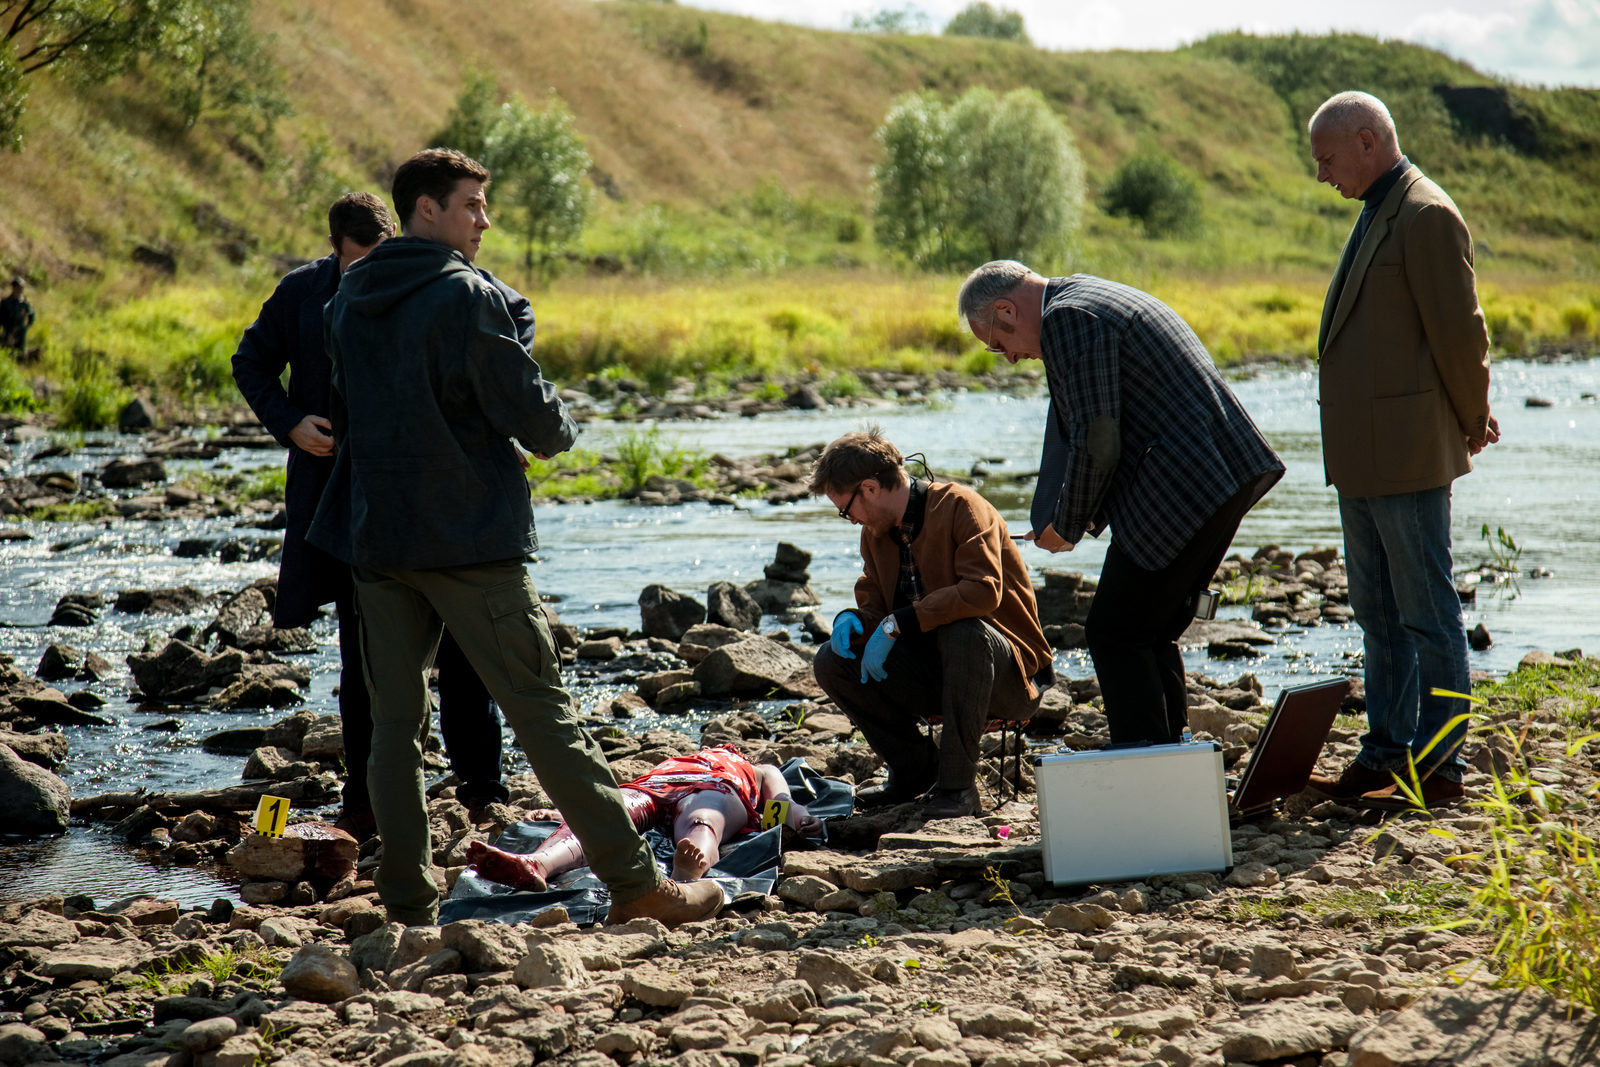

{"left": 882, "top": 617, "right": 897, "bottom": 636}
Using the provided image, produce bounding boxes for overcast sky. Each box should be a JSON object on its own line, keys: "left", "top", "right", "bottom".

{"left": 676, "top": 0, "right": 1600, "bottom": 88}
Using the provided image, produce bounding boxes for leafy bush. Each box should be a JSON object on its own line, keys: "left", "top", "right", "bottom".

{"left": 873, "top": 87, "right": 1083, "bottom": 269}
{"left": 1102, "top": 151, "right": 1203, "bottom": 237}
{"left": 0, "top": 354, "right": 34, "bottom": 412}
{"left": 943, "top": 3, "right": 1029, "bottom": 43}
{"left": 56, "top": 348, "right": 123, "bottom": 430}
{"left": 430, "top": 72, "right": 499, "bottom": 159}
{"left": 484, "top": 92, "right": 593, "bottom": 278}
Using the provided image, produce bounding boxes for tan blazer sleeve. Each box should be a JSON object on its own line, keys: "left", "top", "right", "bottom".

{"left": 1404, "top": 203, "right": 1491, "bottom": 439}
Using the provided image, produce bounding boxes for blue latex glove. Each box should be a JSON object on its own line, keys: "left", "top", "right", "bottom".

{"left": 830, "top": 612, "right": 863, "bottom": 659}
{"left": 860, "top": 623, "right": 895, "bottom": 683}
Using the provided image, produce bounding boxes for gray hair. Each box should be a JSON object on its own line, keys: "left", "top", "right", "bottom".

{"left": 1309, "top": 91, "right": 1400, "bottom": 154}
{"left": 957, "top": 260, "right": 1035, "bottom": 329}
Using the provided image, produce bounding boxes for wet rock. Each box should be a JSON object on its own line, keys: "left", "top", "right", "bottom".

{"left": 202, "top": 726, "right": 269, "bottom": 755}
{"left": 99, "top": 457, "right": 166, "bottom": 488}
{"left": 1468, "top": 623, "right": 1492, "bottom": 651}
{"left": 280, "top": 944, "right": 361, "bottom": 1003}
{"left": 115, "top": 585, "right": 208, "bottom": 615}
{"left": 12, "top": 691, "right": 112, "bottom": 726}
{"left": 706, "top": 580, "right": 763, "bottom": 631}
{"left": 576, "top": 636, "right": 623, "bottom": 661}
{"left": 0, "top": 1024, "right": 49, "bottom": 1065}
{"left": 0, "top": 742, "right": 70, "bottom": 835}
{"left": 126, "top": 639, "right": 217, "bottom": 701}
{"left": 203, "top": 586, "right": 271, "bottom": 648}
{"left": 638, "top": 584, "right": 707, "bottom": 641}
{"left": 676, "top": 622, "right": 748, "bottom": 661}
{"left": 692, "top": 636, "right": 807, "bottom": 697}
{"left": 743, "top": 578, "right": 820, "bottom": 614}
{"left": 0, "top": 729, "right": 68, "bottom": 770}
{"left": 226, "top": 821, "right": 357, "bottom": 884}
{"left": 212, "top": 673, "right": 303, "bottom": 710}
{"left": 47, "top": 594, "right": 103, "bottom": 627}
{"left": 117, "top": 397, "right": 158, "bottom": 432}
{"left": 32, "top": 637, "right": 80, "bottom": 677}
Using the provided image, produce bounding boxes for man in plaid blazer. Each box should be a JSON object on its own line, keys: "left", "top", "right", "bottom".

{"left": 958, "top": 262, "right": 1284, "bottom": 745}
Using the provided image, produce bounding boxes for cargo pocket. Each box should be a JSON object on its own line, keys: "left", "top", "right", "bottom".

{"left": 484, "top": 575, "right": 558, "bottom": 694}
{"left": 1372, "top": 391, "right": 1435, "bottom": 483}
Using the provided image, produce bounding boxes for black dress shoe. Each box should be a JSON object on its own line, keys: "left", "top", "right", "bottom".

{"left": 855, "top": 771, "right": 935, "bottom": 810}
{"left": 921, "top": 784, "right": 981, "bottom": 819}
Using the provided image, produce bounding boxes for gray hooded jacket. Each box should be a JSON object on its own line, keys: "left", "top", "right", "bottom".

{"left": 307, "top": 236, "right": 575, "bottom": 571}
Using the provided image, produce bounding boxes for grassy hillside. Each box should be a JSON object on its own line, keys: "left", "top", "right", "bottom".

{"left": 1, "top": 2, "right": 1597, "bottom": 421}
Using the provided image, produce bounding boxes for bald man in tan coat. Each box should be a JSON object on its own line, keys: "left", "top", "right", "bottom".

{"left": 1304, "top": 91, "right": 1498, "bottom": 810}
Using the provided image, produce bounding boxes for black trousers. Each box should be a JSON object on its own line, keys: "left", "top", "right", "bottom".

{"left": 1087, "top": 475, "right": 1273, "bottom": 746}
{"left": 337, "top": 594, "right": 506, "bottom": 814}
{"left": 813, "top": 617, "right": 1039, "bottom": 791}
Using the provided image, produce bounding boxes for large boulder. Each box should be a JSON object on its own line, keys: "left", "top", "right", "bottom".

{"left": 99, "top": 457, "right": 166, "bottom": 488}
{"left": 226, "top": 822, "right": 357, "bottom": 884}
{"left": 0, "top": 745, "right": 70, "bottom": 835}
{"left": 692, "top": 637, "right": 807, "bottom": 697}
{"left": 706, "top": 581, "right": 762, "bottom": 632}
{"left": 0, "top": 730, "right": 69, "bottom": 771}
{"left": 638, "top": 585, "right": 706, "bottom": 642}
{"left": 202, "top": 586, "right": 272, "bottom": 648}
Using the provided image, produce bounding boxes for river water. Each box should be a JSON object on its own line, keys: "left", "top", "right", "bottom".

{"left": 1, "top": 358, "right": 1595, "bottom": 906}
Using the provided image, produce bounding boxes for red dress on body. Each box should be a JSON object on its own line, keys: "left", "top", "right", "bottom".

{"left": 622, "top": 744, "right": 763, "bottom": 831}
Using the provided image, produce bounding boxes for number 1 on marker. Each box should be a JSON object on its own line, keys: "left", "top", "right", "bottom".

{"left": 253, "top": 794, "right": 290, "bottom": 837}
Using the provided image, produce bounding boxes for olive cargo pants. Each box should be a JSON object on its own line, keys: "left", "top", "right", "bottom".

{"left": 353, "top": 560, "right": 661, "bottom": 924}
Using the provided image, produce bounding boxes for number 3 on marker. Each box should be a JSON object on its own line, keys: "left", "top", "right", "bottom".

{"left": 761, "top": 798, "right": 790, "bottom": 830}
{"left": 253, "top": 794, "right": 290, "bottom": 837}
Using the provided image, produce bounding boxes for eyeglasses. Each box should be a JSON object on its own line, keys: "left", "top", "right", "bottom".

{"left": 837, "top": 483, "right": 862, "bottom": 521}
{"left": 981, "top": 317, "right": 1005, "bottom": 355}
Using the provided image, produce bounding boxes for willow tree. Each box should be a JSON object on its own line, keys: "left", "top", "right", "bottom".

{"left": 872, "top": 86, "right": 1083, "bottom": 269}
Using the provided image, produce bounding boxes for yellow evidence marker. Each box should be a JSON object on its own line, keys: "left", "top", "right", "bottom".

{"left": 761, "top": 798, "right": 790, "bottom": 830}
{"left": 253, "top": 794, "right": 291, "bottom": 837}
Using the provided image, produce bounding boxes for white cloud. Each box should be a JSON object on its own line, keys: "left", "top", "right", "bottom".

{"left": 679, "top": 0, "right": 1600, "bottom": 86}
{"left": 1404, "top": 0, "right": 1600, "bottom": 85}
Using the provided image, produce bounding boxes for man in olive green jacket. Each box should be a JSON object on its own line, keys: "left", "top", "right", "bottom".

{"left": 1305, "top": 91, "right": 1498, "bottom": 809}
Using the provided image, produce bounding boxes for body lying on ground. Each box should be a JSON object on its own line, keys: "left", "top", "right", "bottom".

{"left": 466, "top": 744, "right": 823, "bottom": 890}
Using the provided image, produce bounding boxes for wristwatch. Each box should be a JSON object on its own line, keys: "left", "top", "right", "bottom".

{"left": 880, "top": 615, "right": 900, "bottom": 638}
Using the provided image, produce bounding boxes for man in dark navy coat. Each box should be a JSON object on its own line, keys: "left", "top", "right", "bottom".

{"left": 231, "top": 193, "right": 511, "bottom": 834}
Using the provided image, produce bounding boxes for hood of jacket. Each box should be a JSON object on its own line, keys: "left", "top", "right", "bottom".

{"left": 336, "top": 236, "right": 476, "bottom": 319}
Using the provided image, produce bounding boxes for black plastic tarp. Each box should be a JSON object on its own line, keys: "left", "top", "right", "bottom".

{"left": 439, "top": 757, "right": 854, "bottom": 925}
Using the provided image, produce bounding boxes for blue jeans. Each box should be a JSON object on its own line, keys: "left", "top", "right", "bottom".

{"left": 1339, "top": 487, "right": 1469, "bottom": 781}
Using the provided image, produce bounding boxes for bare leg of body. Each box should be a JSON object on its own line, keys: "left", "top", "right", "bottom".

{"left": 467, "top": 789, "right": 660, "bottom": 891}
{"left": 671, "top": 789, "right": 750, "bottom": 880}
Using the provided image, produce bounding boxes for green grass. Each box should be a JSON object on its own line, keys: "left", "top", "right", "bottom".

{"left": 23, "top": 500, "right": 117, "bottom": 523}
{"left": 177, "top": 466, "right": 287, "bottom": 504}
{"left": 1473, "top": 658, "right": 1600, "bottom": 726}
{"left": 1222, "top": 881, "right": 1471, "bottom": 928}
{"left": 1424, "top": 722, "right": 1600, "bottom": 1011}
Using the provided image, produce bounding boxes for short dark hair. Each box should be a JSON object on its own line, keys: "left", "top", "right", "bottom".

{"left": 392, "top": 148, "right": 491, "bottom": 228}
{"left": 327, "top": 192, "right": 395, "bottom": 248}
{"left": 808, "top": 427, "right": 908, "bottom": 496}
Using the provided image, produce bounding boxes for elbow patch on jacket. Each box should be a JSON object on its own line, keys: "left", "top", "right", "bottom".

{"left": 1087, "top": 415, "right": 1121, "bottom": 474}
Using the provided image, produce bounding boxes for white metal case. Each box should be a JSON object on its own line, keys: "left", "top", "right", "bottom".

{"left": 1034, "top": 742, "right": 1233, "bottom": 885}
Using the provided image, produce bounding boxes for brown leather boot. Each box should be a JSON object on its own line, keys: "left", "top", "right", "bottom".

{"left": 605, "top": 878, "right": 723, "bottom": 927}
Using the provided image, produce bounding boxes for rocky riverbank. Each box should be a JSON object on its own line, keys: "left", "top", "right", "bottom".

{"left": 2, "top": 647, "right": 1598, "bottom": 1067}
{"left": 3, "top": 522, "right": 1600, "bottom": 1065}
